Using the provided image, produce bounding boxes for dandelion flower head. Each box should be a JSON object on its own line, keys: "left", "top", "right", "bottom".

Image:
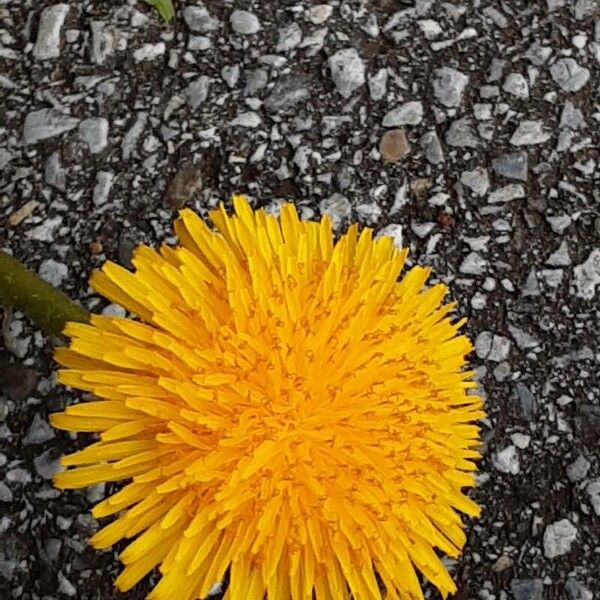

{"left": 52, "top": 196, "right": 484, "bottom": 600}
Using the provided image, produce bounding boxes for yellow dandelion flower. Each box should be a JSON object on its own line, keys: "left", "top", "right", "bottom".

{"left": 52, "top": 196, "right": 484, "bottom": 600}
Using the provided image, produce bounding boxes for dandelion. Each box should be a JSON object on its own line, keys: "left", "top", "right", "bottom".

{"left": 52, "top": 196, "right": 484, "bottom": 600}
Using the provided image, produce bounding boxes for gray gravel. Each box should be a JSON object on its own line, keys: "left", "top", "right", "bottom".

{"left": 1, "top": 1, "right": 599, "bottom": 599}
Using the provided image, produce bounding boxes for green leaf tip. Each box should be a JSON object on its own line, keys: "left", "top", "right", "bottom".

{"left": 142, "top": 0, "right": 175, "bottom": 23}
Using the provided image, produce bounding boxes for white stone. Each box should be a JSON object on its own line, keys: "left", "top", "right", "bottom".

{"left": 418, "top": 19, "right": 442, "bottom": 39}
{"left": 493, "top": 445, "right": 520, "bottom": 475}
{"left": 57, "top": 573, "right": 76, "bottom": 597}
{"left": 229, "top": 112, "right": 261, "bottom": 128}
{"left": 44, "top": 151, "right": 65, "bottom": 191}
{"left": 558, "top": 102, "right": 586, "bottom": 131}
{"left": 368, "top": 68, "right": 388, "bottom": 101}
{"left": 566, "top": 455, "right": 590, "bottom": 482}
{"left": 185, "top": 76, "right": 210, "bottom": 109}
{"left": 221, "top": 64, "right": 240, "bottom": 88}
{"left": 230, "top": 10, "right": 260, "bottom": 35}
{"left": 101, "top": 304, "right": 127, "bottom": 317}
{"left": 245, "top": 69, "right": 268, "bottom": 96}
{"left": 445, "top": 117, "right": 479, "bottom": 148}
{"left": 480, "top": 85, "right": 500, "bottom": 99}
{"left": 550, "top": 58, "right": 590, "bottom": 92}
{"left": 78, "top": 117, "right": 109, "bottom": 153}
{"left": 90, "top": 21, "right": 114, "bottom": 65}
{"left": 189, "top": 36, "right": 211, "bottom": 50}
{"left": 122, "top": 112, "right": 147, "bottom": 160}
{"left": 521, "top": 268, "right": 540, "bottom": 297}
{"left": 33, "top": 4, "right": 69, "bottom": 60}
{"left": 0, "top": 482, "right": 12, "bottom": 503}
{"left": 23, "top": 109, "right": 79, "bottom": 145}
{"left": 510, "top": 120, "right": 552, "bottom": 145}
{"left": 93, "top": 171, "right": 114, "bottom": 206}
{"left": 421, "top": 131, "right": 444, "bottom": 164}
{"left": 26, "top": 216, "right": 62, "bottom": 242}
{"left": 356, "top": 203, "right": 382, "bottom": 225}
{"left": 383, "top": 101, "right": 423, "bottom": 126}
{"left": 6, "top": 468, "right": 32, "bottom": 484}
{"left": 32, "top": 453, "right": 60, "bottom": 479}
{"left": 555, "top": 129, "right": 576, "bottom": 156}
{"left": 511, "top": 433, "right": 531, "bottom": 449}
{"left": 293, "top": 146, "right": 311, "bottom": 172}
{"left": 572, "top": 248, "right": 600, "bottom": 299}
{"left": 539, "top": 269, "right": 564, "bottom": 288}
{"left": 546, "top": 214, "right": 572, "bottom": 234}
{"left": 460, "top": 167, "right": 489, "bottom": 196}
{"left": 488, "top": 335, "right": 511, "bottom": 362}
{"left": 183, "top": 5, "right": 219, "bottom": 32}
{"left": 411, "top": 222, "right": 435, "bottom": 239}
{"left": 131, "top": 10, "right": 149, "bottom": 28}
{"left": 459, "top": 251, "right": 487, "bottom": 275}
{"left": 264, "top": 75, "right": 310, "bottom": 114}
{"left": 471, "top": 292, "right": 487, "bottom": 310}
{"left": 475, "top": 331, "right": 510, "bottom": 361}
{"left": 299, "top": 27, "right": 327, "bottom": 56}
{"left": 276, "top": 23, "right": 302, "bottom": 52}
{"left": 464, "top": 236, "right": 490, "bottom": 252}
{"left": 492, "top": 152, "right": 528, "bottom": 181}
{"left": 525, "top": 41, "right": 552, "bottom": 66}
{"left": 488, "top": 184, "right": 526, "bottom": 203}
{"left": 482, "top": 277, "right": 496, "bottom": 292}
{"left": 308, "top": 4, "right": 333, "bottom": 25}
{"left": 543, "top": 519, "right": 577, "bottom": 558}
{"left": 38, "top": 259, "right": 68, "bottom": 287}
{"left": 133, "top": 42, "right": 165, "bottom": 62}
{"left": 557, "top": 395, "right": 573, "bottom": 407}
{"left": 24, "top": 414, "right": 56, "bottom": 445}
{"left": 473, "top": 103, "right": 493, "bottom": 120}
{"left": 428, "top": 193, "right": 450, "bottom": 207}
{"left": 329, "top": 48, "right": 365, "bottom": 98}
{"left": 0, "top": 148, "right": 12, "bottom": 170}
{"left": 483, "top": 6, "right": 508, "bottom": 27}
{"left": 432, "top": 67, "right": 469, "bottom": 107}
{"left": 391, "top": 183, "right": 409, "bottom": 213}
{"left": 501, "top": 278, "right": 515, "bottom": 293}
{"left": 587, "top": 479, "right": 600, "bottom": 516}
{"left": 503, "top": 73, "right": 529, "bottom": 98}
{"left": 508, "top": 325, "right": 539, "bottom": 349}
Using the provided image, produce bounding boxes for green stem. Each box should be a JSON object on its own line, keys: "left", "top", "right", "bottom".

{"left": 0, "top": 251, "right": 89, "bottom": 336}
